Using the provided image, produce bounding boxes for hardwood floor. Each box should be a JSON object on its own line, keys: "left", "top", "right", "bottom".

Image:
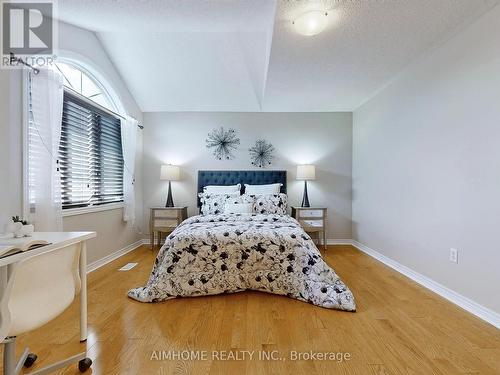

{"left": 4, "top": 245, "right": 499, "bottom": 374}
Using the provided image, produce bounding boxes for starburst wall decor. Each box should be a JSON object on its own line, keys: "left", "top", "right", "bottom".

{"left": 249, "top": 139, "right": 275, "bottom": 168}
{"left": 206, "top": 127, "right": 241, "bottom": 160}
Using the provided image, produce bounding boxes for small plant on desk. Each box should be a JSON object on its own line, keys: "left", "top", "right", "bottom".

{"left": 12, "top": 215, "right": 28, "bottom": 225}
{"left": 8, "top": 215, "right": 34, "bottom": 237}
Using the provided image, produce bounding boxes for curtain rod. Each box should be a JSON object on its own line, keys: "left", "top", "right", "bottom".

{"left": 63, "top": 86, "right": 144, "bottom": 129}
{"left": 9, "top": 53, "right": 40, "bottom": 74}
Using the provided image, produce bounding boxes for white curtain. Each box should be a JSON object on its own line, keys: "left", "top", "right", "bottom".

{"left": 28, "top": 68, "right": 64, "bottom": 231}
{"left": 121, "top": 116, "right": 138, "bottom": 223}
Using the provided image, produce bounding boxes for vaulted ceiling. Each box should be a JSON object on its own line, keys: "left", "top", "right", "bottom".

{"left": 57, "top": 0, "right": 499, "bottom": 112}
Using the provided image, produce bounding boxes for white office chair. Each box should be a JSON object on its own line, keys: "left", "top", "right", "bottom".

{"left": 0, "top": 243, "right": 92, "bottom": 374}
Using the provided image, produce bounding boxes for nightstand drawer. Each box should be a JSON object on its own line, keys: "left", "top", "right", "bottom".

{"left": 299, "top": 210, "right": 324, "bottom": 218}
{"left": 300, "top": 219, "right": 324, "bottom": 228}
{"left": 155, "top": 210, "right": 178, "bottom": 219}
{"left": 154, "top": 219, "right": 179, "bottom": 227}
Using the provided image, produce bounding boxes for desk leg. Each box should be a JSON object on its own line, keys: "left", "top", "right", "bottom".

{"left": 80, "top": 241, "right": 88, "bottom": 342}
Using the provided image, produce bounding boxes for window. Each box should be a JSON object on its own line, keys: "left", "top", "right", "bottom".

{"left": 59, "top": 91, "right": 124, "bottom": 209}
{"left": 27, "top": 61, "right": 124, "bottom": 211}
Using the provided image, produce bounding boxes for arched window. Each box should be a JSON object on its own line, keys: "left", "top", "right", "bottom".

{"left": 54, "top": 61, "right": 116, "bottom": 111}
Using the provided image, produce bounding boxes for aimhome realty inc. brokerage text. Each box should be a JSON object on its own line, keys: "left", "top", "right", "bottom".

{"left": 150, "top": 350, "right": 352, "bottom": 362}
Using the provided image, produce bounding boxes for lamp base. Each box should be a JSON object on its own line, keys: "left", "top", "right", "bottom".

{"left": 165, "top": 181, "right": 174, "bottom": 207}
{"left": 301, "top": 180, "right": 310, "bottom": 208}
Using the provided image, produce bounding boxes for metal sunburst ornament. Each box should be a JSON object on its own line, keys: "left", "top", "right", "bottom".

{"left": 249, "top": 139, "right": 275, "bottom": 168}
{"left": 206, "top": 127, "right": 240, "bottom": 160}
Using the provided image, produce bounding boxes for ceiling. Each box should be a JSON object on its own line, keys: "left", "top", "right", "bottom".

{"left": 57, "top": 0, "right": 499, "bottom": 112}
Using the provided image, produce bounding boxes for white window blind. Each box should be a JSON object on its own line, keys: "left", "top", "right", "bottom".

{"left": 58, "top": 90, "right": 124, "bottom": 209}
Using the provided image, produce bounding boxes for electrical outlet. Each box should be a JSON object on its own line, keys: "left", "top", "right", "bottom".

{"left": 449, "top": 248, "right": 458, "bottom": 264}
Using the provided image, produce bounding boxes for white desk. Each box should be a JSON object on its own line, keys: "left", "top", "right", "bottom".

{"left": 0, "top": 232, "right": 96, "bottom": 342}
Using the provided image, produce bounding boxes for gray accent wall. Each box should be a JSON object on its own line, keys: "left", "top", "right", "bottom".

{"left": 142, "top": 112, "right": 353, "bottom": 240}
{"left": 353, "top": 5, "right": 500, "bottom": 314}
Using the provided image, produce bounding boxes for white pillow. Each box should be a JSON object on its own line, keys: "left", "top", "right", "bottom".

{"left": 244, "top": 183, "right": 282, "bottom": 195}
{"left": 203, "top": 183, "right": 241, "bottom": 194}
{"left": 224, "top": 203, "right": 253, "bottom": 214}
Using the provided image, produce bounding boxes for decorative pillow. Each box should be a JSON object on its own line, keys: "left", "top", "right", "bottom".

{"left": 198, "top": 193, "right": 242, "bottom": 215}
{"left": 244, "top": 183, "right": 282, "bottom": 195}
{"left": 245, "top": 193, "right": 288, "bottom": 215}
{"left": 224, "top": 203, "right": 253, "bottom": 214}
{"left": 203, "top": 183, "right": 241, "bottom": 194}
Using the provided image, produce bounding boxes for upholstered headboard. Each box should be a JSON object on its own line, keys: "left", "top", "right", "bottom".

{"left": 197, "top": 170, "right": 287, "bottom": 207}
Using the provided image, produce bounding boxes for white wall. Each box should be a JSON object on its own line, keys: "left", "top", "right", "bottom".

{"left": 353, "top": 5, "right": 500, "bottom": 314}
{"left": 0, "top": 21, "right": 144, "bottom": 264}
{"left": 0, "top": 72, "right": 7, "bottom": 230}
{"left": 0, "top": 70, "right": 23, "bottom": 232}
{"left": 142, "top": 112, "right": 353, "bottom": 240}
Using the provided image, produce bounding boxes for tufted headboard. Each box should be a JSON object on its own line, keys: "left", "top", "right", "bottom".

{"left": 197, "top": 170, "right": 287, "bottom": 207}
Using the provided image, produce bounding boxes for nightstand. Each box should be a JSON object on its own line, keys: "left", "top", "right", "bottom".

{"left": 149, "top": 207, "right": 188, "bottom": 249}
{"left": 291, "top": 207, "right": 327, "bottom": 250}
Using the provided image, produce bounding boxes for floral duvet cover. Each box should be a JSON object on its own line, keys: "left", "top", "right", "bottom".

{"left": 128, "top": 214, "right": 356, "bottom": 311}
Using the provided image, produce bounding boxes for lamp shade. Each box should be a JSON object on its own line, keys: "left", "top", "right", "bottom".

{"left": 296, "top": 165, "right": 316, "bottom": 180}
{"left": 160, "top": 165, "right": 180, "bottom": 181}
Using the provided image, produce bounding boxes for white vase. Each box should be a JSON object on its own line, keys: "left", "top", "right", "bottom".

{"left": 20, "top": 224, "right": 34, "bottom": 237}
{"left": 14, "top": 228, "right": 25, "bottom": 238}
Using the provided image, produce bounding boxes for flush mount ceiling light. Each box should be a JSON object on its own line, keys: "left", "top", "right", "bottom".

{"left": 293, "top": 11, "right": 329, "bottom": 36}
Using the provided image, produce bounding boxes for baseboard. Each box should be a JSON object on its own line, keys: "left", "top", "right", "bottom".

{"left": 351, "top": 240, "right": 500, "bottom": 329}
{"left": 86, "top": 239, "right": 144, "bottom": 273}
{"left": 142, "top": 239, "right": 164, "bottom": 246}
{"left": 327, "top": 239, "right": 353, "bottom": 245}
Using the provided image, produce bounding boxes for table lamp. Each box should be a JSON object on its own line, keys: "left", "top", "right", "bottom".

{"left": 296, "top": 165, "right": 316, "bottom": 207}
{"left": 160, "top": 165, "right": 180, "bottom": 207}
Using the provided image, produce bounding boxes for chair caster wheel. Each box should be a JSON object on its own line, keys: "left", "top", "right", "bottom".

{"left": 78, "top": 357, "right": 92, "bottom": 372}
{"left": 24, "top": 353, "right": 38, "bottom": 368}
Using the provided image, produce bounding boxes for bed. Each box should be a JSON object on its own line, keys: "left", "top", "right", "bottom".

{"left": 128, "top": 170, "right": 355, "bottom": 311}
